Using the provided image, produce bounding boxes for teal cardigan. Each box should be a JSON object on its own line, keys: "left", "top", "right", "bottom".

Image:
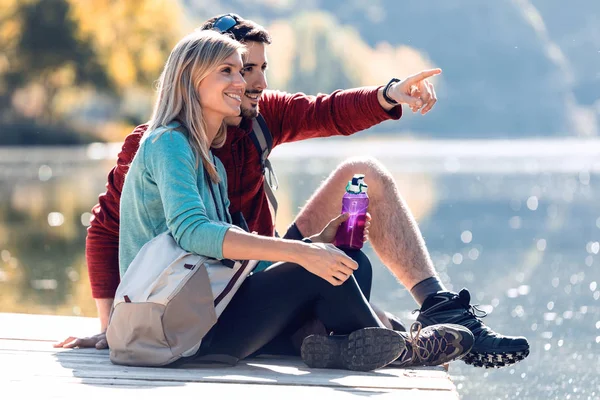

{"left": 119, "top": 122, "right": 232, "bottom": 277}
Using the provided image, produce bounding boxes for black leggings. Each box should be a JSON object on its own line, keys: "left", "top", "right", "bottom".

{"left": 192, "top": 249, "right": 381, "bottom": 363}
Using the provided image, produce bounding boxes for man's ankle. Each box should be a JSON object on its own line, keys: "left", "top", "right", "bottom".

{"left": 410, "top": 276, "right": 447, "bottom": 306}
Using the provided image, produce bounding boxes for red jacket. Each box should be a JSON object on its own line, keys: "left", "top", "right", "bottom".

{"left": 87, "top": 87, "right": 402, "bottom": 298}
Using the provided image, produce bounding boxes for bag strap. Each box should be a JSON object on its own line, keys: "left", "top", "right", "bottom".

{"left": 205, "top": 154, "right": 237, "bottom": 268}
{"left": 250, "top": 115, "right": 278, "bottom": 227}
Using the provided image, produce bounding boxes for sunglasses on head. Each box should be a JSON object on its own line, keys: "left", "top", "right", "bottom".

{"left": 212, "top": 14, "right": 239, "bottom": 34}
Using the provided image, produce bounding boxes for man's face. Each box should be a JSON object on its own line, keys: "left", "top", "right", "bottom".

{"left": 240, "top": 41, "right": 268, "bottom": 119}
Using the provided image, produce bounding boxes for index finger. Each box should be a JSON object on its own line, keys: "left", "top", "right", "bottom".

{"left": 53, "top": 336, "right": 76, "bottom": 348}
{"left": 404, "top": 68, "right": 442, "bottom": 85}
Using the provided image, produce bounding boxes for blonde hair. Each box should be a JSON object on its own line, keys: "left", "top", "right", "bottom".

{"left": 148, "top": 30, "right": 244, "bottom": 182}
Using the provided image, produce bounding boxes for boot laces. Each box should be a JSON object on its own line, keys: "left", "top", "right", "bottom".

{"left": 413, "top": 293, "right": 492, "bottom": 336}
{"left": 406, "top": 322, "right": 449, "bottom": 363}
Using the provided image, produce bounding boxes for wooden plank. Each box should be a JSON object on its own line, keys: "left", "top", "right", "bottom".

{"left": 0, "top": 313, "right": 459, "bottom": 399}
{"left": 1, "top": 348, "right": 454, "bottom": 391}
{"left": 5, "top": 380, "right": 458, "bottom": 400}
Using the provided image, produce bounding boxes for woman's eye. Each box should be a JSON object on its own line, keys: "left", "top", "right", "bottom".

{"left": 222, "top": 67, "right": 231, "bottom": 74}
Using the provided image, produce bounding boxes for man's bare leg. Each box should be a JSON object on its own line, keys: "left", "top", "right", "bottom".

{"left": 292, "top": 157, "right": 531, "bottom": 369}
{"left": 293, "top": 156, "right": 438, "bottom": 298}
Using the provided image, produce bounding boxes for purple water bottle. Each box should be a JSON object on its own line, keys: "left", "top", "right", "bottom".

{"left": 334, "top": 174, "right": 369, "bottom": 250}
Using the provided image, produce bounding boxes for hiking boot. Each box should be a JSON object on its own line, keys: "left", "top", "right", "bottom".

{"left": 301, "top": 327, "right": 405, "bottom": 372}
{"left": 416, "top": 288, "right": 530, "bottom": 369}
{"left": 392, "top": 322, "right": 475, "bottom": 368}
{"left": 385, "top": 311, "right": 407, "bottom": 332}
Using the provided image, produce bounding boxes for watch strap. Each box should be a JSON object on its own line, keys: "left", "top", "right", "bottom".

{"left": 383, "top": 78, "right": 401, "bottom": 106}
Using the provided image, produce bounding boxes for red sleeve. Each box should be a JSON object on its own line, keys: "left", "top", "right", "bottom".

{"left": 259, "top": 87, "right": 402, "bottom": 147}
{"left": 86, "top": 125, "right": 147, "bottom": 299}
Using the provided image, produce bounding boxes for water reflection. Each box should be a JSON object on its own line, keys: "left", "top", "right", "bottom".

{"left": 0, "top": 141, "right": 599, "bottom": 399}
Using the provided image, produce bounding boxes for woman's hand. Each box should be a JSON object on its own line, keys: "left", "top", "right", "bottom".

{"left": 297, "top": 242, "right": 358, "bottom": 286}
{"left": 54, "top": 332, "right": 108, "bottom": 349}
{"left": 310, "top": 213, "right": 372, "bottom": 244}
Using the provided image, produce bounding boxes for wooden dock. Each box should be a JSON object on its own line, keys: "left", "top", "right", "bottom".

{"left": 0, "top": 313, "right": 459, "bottom": 399}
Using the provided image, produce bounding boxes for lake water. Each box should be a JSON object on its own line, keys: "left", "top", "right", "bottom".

{"left": 0, "top": 138, "right": 599, "bottom": 399}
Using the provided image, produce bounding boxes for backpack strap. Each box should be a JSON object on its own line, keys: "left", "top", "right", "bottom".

{"left": 250, "top": 115, "right": 279, "bottom": 229}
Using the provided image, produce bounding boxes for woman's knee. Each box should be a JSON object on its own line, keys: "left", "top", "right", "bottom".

{"left": 340, "top": 249, "right": 373, "bottom": 300}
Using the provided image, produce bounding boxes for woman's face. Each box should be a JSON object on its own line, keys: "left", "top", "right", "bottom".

{"left": 197, "top": 52, "right": 246, "bottom": 119}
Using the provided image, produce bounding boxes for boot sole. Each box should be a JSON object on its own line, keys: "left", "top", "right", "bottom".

{"left": 301, "top": 327, "right": 405, "bottom": 372}
{"left": 462, "top": 349, "right": 530, "bottom": 368}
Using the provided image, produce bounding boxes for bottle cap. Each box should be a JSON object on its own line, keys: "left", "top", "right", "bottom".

{"left": 346, "top": 174, "right": 367, "bottom": 194}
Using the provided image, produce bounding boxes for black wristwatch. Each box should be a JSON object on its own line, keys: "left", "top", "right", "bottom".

{"left": 383, "top": 78, "right": 401, "bottom": 106}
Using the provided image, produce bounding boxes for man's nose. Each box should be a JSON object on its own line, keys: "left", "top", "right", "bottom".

{"left": 255, "top": 72, "right": 267, "bottom": 91}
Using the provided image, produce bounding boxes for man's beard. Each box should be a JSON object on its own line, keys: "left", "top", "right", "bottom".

{"left": 240, "top": 90, "right": 261, "bottom": 119}
{"left": 240, "top": 104, "right": 259, "bottom": 119}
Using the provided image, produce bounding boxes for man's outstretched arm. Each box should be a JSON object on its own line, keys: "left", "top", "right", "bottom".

{"left": 261, "top": 68, "right": 441, "bottom": 146}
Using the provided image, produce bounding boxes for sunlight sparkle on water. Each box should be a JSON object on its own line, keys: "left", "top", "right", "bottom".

{"left": 38, "top": 165, "right": 52, "bottom": 181}
{"left": 518, "top": 285, "right": 530, "bottom": 295}
{"left": 468, "top": 248, "right": 479, "bottom": 260}
{"left": 531, "top": 323, "right": 538, "bottom": 331}
{"left": 461, "top": 230, "right": 472, "bottom": 243}
{"left": 527, "top": 196, "right": 539, "bottom": 210}
{"left": 537, "top": 239, "right": 547, "bottom": 251}
{"left": 47, "top": 212, "right": 64, "bottom": 227}
{"left": 587, "top": 242, "right": 600, "bottom": 254}
{"left": 80, "top": 212, "right": 92, "bottom": 227}
{"left": 452, "top": 253, "right": 463, "bottom": 264}
{"left": 544, "top": 312, "right": 557, "bottom": 321}
{"left": 31, "top": 279, "right": 57, "bottom": 290}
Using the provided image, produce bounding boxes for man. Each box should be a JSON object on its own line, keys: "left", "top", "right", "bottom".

{"left": 57, "top": 14, "right": 529, "bottom": 369}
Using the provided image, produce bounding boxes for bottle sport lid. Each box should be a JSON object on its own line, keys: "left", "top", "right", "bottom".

{"left": 346, "top": 173, "right": 368, "bottom": 194}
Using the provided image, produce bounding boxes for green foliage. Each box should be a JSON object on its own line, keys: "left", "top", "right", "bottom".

{"left": 16, "top": 0, "right": 110, "bottom": 89}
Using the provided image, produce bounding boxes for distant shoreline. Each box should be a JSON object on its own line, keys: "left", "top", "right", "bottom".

{"left": 1, "top": 137, "right": 599, "bottom": 174}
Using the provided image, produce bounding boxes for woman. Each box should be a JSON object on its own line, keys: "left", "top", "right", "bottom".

{"left": 120, "top": 30, "right": 429, "bottom": 371}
